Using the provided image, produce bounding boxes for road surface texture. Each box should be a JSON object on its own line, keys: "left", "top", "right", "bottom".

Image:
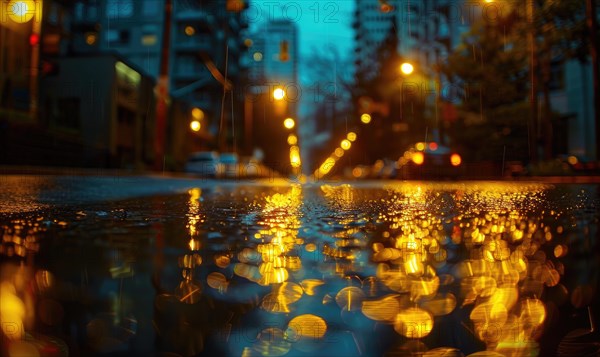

{"left": 0, "top": 175, "right": 599, "bottom": 356}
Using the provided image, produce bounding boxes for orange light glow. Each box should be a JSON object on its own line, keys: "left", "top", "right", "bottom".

{"left": 412, "top": 152, "right": 425, "bottom": 165}
{"left": 450, "top": 153, "right": 462, "bottom": 166}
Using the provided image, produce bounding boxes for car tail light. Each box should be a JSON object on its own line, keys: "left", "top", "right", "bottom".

{"left": 450, "top": 154, "right": 461, "bottom": 166}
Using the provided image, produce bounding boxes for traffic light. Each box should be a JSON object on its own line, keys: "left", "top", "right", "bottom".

{"left": 279, "top": 40, "right": 289, "bottom": 62}
{"left": 29, "top": 33, "right": 40, "bottom": 46}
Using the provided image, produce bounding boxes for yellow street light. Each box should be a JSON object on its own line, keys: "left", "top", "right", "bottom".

{"left": 8, "top": 1, "right": 36, "bottom": 23}
{"left": 192, "top": 107, "right": 204, "bottom": 120}
{"left": 190, "top": 120, "right": 201, "bottom": 132}
{"left": 284, "top": 118, "right": 295, "bottom": 129}
{"left": 400, "top": 62, "right": 414, "bottom": 75}
{"left": 450, "top": 153, "right": 462, "bottom": 166}
{"left": 341, "top": 139, "right": 352, "bottom": 150}
{"left": 290, "top": 146, "right": 301, "bottom": 168}
{"left": 287, "top": 134, "right": 298, "bottom": 145}
{"left": 273, "top": 88, "right": 286, "bottom": 100}
{"left": 347, "top": 132, "right": 357, "bottom": 142}
{"left": 361, "top": 113, "right": 372, "bottom": 124}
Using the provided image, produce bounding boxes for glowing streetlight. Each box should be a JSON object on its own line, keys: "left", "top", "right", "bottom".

{"left": 273, "top": 88, "right": 286, "bottom": 101}
{"left": 283, "top": 118, "right": 295, "bottom": 129}
{"left": 347, "top": 132, "right": 357, "bottom": 142}
{"left": 8, "top": 1, "right": 36, "bottom": 23}
{"left": 341, "top": 139, "right": 352, "bottom": 150}
{"left": 361, "top": 113, "right": 372, "bottom": 124}
{"left": 290, "top": 146, "right": 301, "bottom": 168}
{"left": 450, "top": 153, "right": 462, "bottom": 166}
{"left": 192, "top": 107, "right": 204, "bottom": 120}
{"left": 400, "top": 62, "right": 414, "bottom": 75}
{"left": 287, "top": 134, "right": 298, "bottom": 145}
{"left": 412, "top": 152, "right": 424, "bottom": 165}
{"left": 190, "top": 120, "right": 201, "bottom": 132}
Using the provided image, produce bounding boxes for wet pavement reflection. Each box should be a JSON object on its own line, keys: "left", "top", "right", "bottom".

{"left": 0, "top": 181, "right": 599, "bottom": 356}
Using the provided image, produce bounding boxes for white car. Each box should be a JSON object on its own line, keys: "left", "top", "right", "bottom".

{"left": 184, "top": 151, "right": 221, "bottom": 177}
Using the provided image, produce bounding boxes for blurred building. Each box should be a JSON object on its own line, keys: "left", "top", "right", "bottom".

{"left": 70, "top": 0, "right": 249, "bottom": 166}
{"left": 399, "top": 1, "right": 600, "bottom": 161}
{"left": 353, "top": 0, "right": 400, "bottom": 84}
{"left": 395, "top": 0, "right": 469, "bottom": 73}
{"left": 1, "top": 0, "right": 250, "bottom": 169}
{"left": 244, "top": 19, "right": 298, "bottom": 173}
{"left": 41, "top": 55, "right": 156, "bottom": 167}
{"left": 562, "top": 60, "right": 597, "bottom": 159}
{"left": 0, "top": 0, "right": 86, "bottom": 166}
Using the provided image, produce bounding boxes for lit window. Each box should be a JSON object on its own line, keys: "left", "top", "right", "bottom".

{"left": 141, "top": 35, "right": 157, "bottom": 46}
{"left": 184, "top": 26, "right": 195, "bottom": 36}
{"left": 85, "top": 32, "right": 98, "bottom": 45}
{"left": 141, "top": 25, "right": 158, "bottom": 46}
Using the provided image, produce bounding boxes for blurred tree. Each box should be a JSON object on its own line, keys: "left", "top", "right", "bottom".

{"left": 442, "top": 17, "right": 530, "bottom": 163}
{"left": 442, "top": 0, "right": 592, "bottom": 163}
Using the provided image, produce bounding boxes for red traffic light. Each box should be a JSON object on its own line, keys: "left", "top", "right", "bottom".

{"left": 29, "top": 33, "right": 40, "bottom": 46}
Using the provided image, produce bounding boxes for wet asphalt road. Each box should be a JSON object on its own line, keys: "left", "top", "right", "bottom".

{"left": 0, "top": 175, "right": 599, "bottom": 357}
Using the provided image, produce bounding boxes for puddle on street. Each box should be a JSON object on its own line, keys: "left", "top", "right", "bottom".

{"left": 1, "top": 182, "right": 598, "bottom": 356}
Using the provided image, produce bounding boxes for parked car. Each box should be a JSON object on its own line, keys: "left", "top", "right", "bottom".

{"left": 397, "top": 142, "right": 463, "bottom": 179}
{"left": 219, "top": 153, "right": 239, "bottom": 178}
{"left": 184, "top": 151, "right": 220, "bottom": 177}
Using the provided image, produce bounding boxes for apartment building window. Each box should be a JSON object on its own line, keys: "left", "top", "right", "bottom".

{"left": 142, "top": 0, "right": 161, "bottom": 16}
{"left": 106, "top": 29, "right": 130, "bottom": 45}
{"left": 75, "top": 2, "right": 84, "bottom": 20}
{"left": 107, "top": 0, "right": 133, "bottom": 19}
{"left": 141, "top": 25, "right": 159, "bottom": 46}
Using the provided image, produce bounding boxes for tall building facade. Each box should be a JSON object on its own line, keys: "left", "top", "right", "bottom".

{"left": 353, "top": 0, "right": 400, "bottom": 83}
{"left": 244, "top": 19, "right": 298, "bottom": 172}
{"left": 71, "top": 0, "right": 248, "bottom": 135}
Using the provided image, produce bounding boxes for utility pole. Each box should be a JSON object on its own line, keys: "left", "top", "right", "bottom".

{"left": 154, "top": 0, "right": 172, "bottom": 171}
{"left": 587, "top": 0, "right": 600, "bottom": 160}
